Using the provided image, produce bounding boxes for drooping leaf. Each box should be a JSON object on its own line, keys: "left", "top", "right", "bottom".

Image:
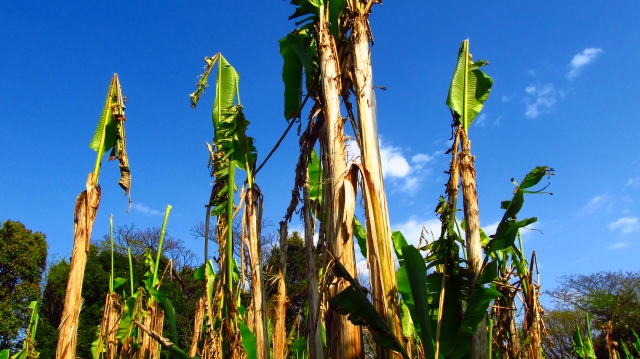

{"left": 459, "top": 287, "right": 501, "bottom": 335}
{"left": 289, "top": 0, "right": 321, "bottom": 23}
{"left": 488, "top": 217, "right": 537, "bottom": 253}
{"left": 392, "top": 230, "right": 409, "bottom": 261}
{"left": 331, "top": 259, "right": 409, "bottom": 359}
{"left": 402, "top": 245, "right": 435, "bottom": 359}
{"left": 308, "top": 149, "right": 322, "bottom": 203}
{"left": 279, "top": 35, "right": 304, "bottom": 120}
{"left": 451, "top": 287, "right": 500, "bottom": 359}
{"left": 113, "top": 277, "right": 128, "bottom": 290}
{"left": 399, "top": 299, "right": 415, "bottom": 338}
{"left": 446, "top": 39, "right": 493, "bottom": 132}
{"left": 238, "top": 320, "right": 257, "bottom": 359}
{"left": 476, "top": 261, "right": 498, "bottom": 285}
{"left": 353, "top": 217, "right": 367, "bottom": 259}
{"left": 149, "top": 288, "right": 179, "bottom": 346}
{"left": 328, "top": 0, "right": 346, "bottom": 41}
{"left": 520, "top": 166, "right": 553, "bottom": 189}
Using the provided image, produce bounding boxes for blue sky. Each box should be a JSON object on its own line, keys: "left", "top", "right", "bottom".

{"left": 2, "top": 1, "right": 640, "bottom": 303}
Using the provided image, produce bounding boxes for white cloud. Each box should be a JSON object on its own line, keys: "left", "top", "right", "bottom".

{"left": 474, "top": 113, "right": 487, "bottom": 127}
{"left": 132, "top": 203, "right": 162, "bottom": 216}
{"left": 380, "top": 144, "right": 410, "bottom": 178}
{"left": 392, "top": 216, "right": 441, "bottom": 248}
{"left": 567, "top": 48, "right": 603, "bottom": 79}
{"left": 411, "top": 153, "right": 433, "bottom": 166}
{"left": 581, "top": 194, "right": 611, "bottom": 214}
{"left": 626, "top": 177, "right": 640, "bottom": 188}
{"left": 608, "top": 217, "right": 640, "bottom": 235}
{"left": 527, "top": 70, "right": 536, "bottom": 77}
{"left": 608, "top": 242, "right": 629, "bottom": 250}
{"left": 524, "top": 83, "right": 558, "bottom": 119}
{"left": 493, "top": 115, "right": 504, "bottom": 126}
{"left": 502, "top": 95, "right": 514, "bottom": 102}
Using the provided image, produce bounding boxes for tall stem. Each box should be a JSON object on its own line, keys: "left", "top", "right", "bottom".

{"left": 227, "top": 163, "right": 236, "bottom": 309}
{"left": 128, "top": 246, "right": 134, "bottom": 297}
{"left": 109, "top": 214, "right": 114, "bottom": 293}
{"left": 154, "top": 205, "right": 172, "bottom": 287}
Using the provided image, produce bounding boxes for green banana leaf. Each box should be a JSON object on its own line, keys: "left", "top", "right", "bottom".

{"left": 308, "top": 149, "right": 322, "bottom": 204}
{"left": 89, "top": 75, "right": 118, "bottom": 154}
{"left": 238, "top": 320, "right": 257, "bottom": 359}
{"left": 279, "top": 35, "right": 304, "bottom": 120}
{"left": 330, "top": 259, "right": 409, "bottom": 359}
{"left": 446, "top": 39, "right": 493, "bottom": 132}
{"left": 401, "top": 245, "right": 435, "bottom": 359}
{"left": 353, "top": 217, "right": 367, "bottom": 259}
{"left": 212, "top": 55, "right": 239, "bottom": 127}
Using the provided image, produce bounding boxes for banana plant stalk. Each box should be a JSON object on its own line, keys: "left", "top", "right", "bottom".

{"left": 346, "top": 3, "right": 403, "bottom": 357}
{"left": 305, "top": 153, "right": 323, "bottom": 359}
{"left": 316, "top": 6, "right": 363, "bottom": 358}
{"left": 246, "top": 186, "right": 269, "bottom": 359}
{"left": 446, "top": 39, "right": 493, "bottom": 359}
{"left": 57, "top": 74, "right": 131, "bottom": 359}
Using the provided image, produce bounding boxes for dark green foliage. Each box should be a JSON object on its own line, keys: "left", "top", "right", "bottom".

{"left": 0, "top": 220, "right": 47, "bottom": 352}
{"left": 265, "top": 231, "right": 308, "bottom": 331}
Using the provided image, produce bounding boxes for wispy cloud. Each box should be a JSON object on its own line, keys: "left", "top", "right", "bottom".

{"left": 493, "top": 115, "right": 504, "bottom": 126}
{"left": 392, "top": 216, "right": 441, "bottom": 247}
{"left": 502, "top": 95, "right": 515, "bottom": 102}
{"left": 474, "top": 113, "right": 488, "bottom": 127}
{"left": 608, "top": 242, "right": 629, "bottom": 250}
{"left": 581, "top": 194, "right": 611, "bottom": 214}
{"left": 567, "top": 48, "right": 603, "bottom": 79}
{"left": 608, "top": 217, "right": 640, "bottom": 235}
{"left": 626, "top": 177, "right": 640, "bottom": 188}
{"left": 524, "top": 83, "right": 558, "bottom": 119}
{"left": 132, "top": 203, "right": 163, "bottom": 216}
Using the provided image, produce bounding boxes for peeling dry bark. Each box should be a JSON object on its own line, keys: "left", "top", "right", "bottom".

{"left": 189, "top": 297, "right": 205, "bottom": 357}
{"left": 246, "top": 186, "right": 269, "bottom": 359}
{"left": 56, "top": 173, "right": 101, "bottom": 359}
{"left": 317, "top": 9, "right": 363, "bottom": 358}
{"left": 350, "top": 13, "right": 402, "bottom": 358}
{"left": 459, "top": 131, "right": 488, "bottom": 359}
{"left": 303, "top": 180, "right": 324, "bottom": 359}
{"left": 272, "top": 221, "right": 289, "bottom": 359}
{"left": 97, "top": 293, "right": 121, "bottom": 359}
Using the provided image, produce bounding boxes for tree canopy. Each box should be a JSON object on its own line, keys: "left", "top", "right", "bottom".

{"left": 0, "top": 220, "right": 47, "bottom": 352}
{"left": 546, "top": 271, "right": 640, "bottom": 358}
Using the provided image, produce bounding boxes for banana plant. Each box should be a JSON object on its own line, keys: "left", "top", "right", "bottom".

{"left": 57, "top": 74, "right": 132, "bottom": 359}
{"left": 5, "top": 301, "right": 40, "bottom": 359}
{"left": 572, "top": 314, "right": 597, "bottom": 359}
{"left": 190, "top": 53, "right": 258, "bottom": 358}
{"left": 445, "top": 39, "right": 493, "bottom": 359}
{"left": 280, "top": 2, "right": 365, "bottom": 358}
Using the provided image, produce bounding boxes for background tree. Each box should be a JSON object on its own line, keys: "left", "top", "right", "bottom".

{"left": 542, "top": 308, "right": 585, "bottom": 359}
{"left": 546, "top": 271, "right": 640, "bottom": 358}
{"left": 36, "top": 226, "right": 204, "bottom": 359}
{"left": 265, "top": 231, "right": 309, "bottom": 334}
{"left": 0, "top": 220, "right": 47, "bottom": 352}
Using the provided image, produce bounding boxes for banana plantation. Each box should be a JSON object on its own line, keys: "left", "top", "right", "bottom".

{"left": 4, "top": 1, "right": 637, "bottom": 359}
